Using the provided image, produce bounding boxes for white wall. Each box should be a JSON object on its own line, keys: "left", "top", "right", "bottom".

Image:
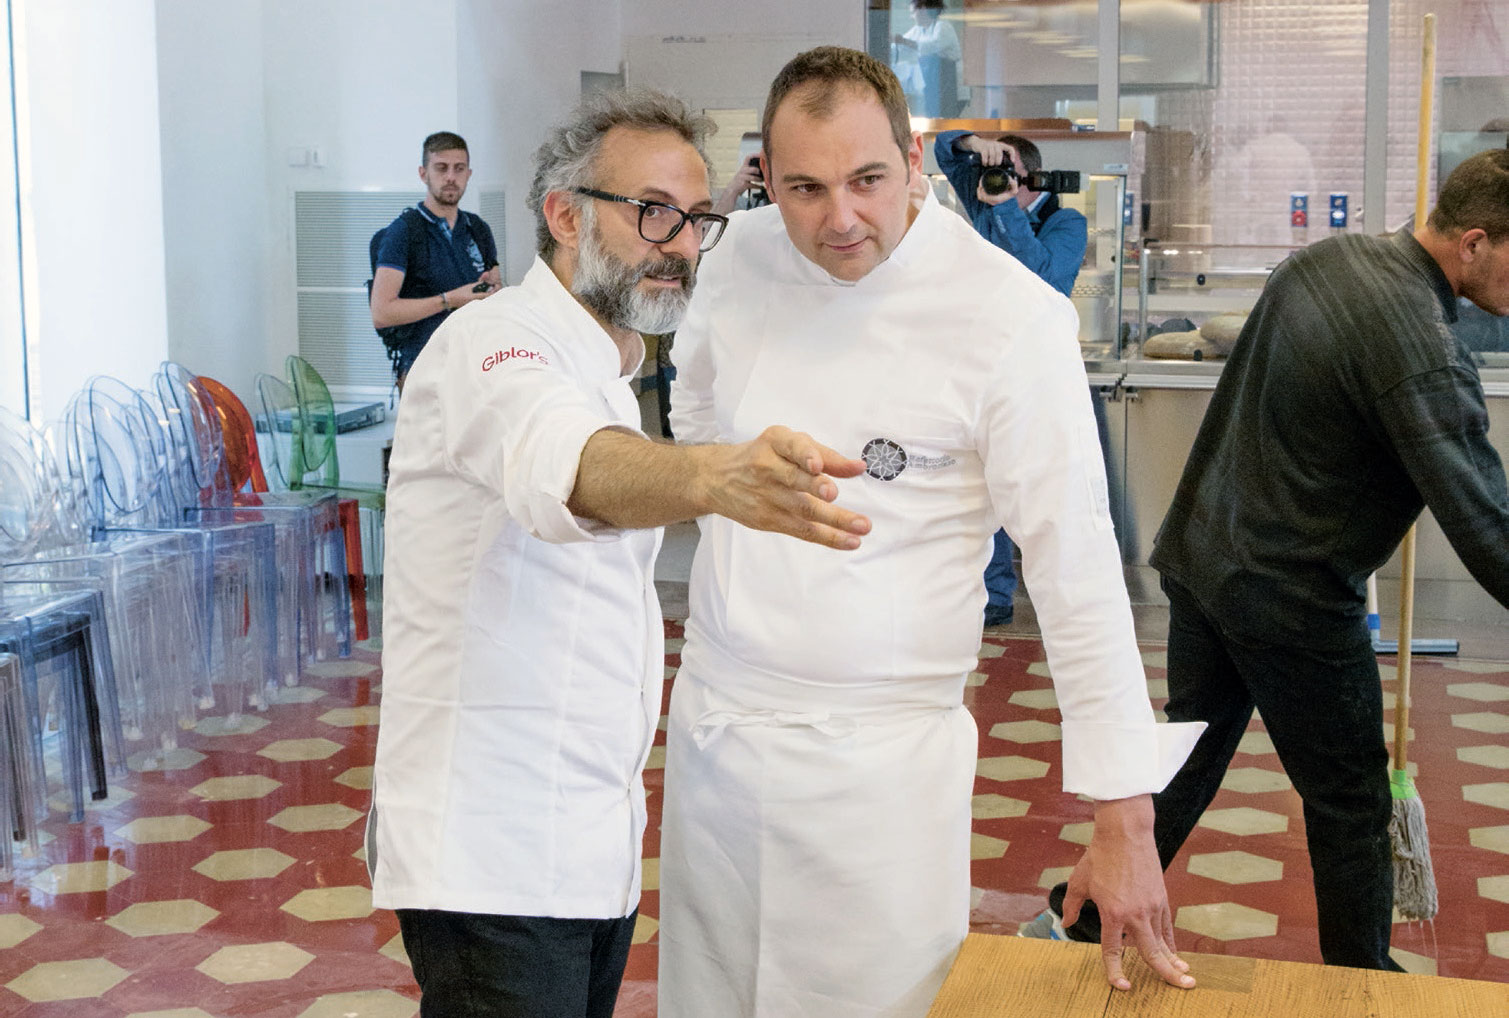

{"left": 156, "top": 0, "right": 272, "bottom": 398}
{"left": 0, "top": 6, "right": 24, "bottom": 415}
{"left": 258, "top": 0, "right": 462, "bottom": 383}
{"left": 18, "top": 0, "right": 170, "bottom": 420}
{"left": 459, "top": 0, "right": 624, "bottom": 280}
{"left": 622, "top": 0, "right": 863, "bottom": 114}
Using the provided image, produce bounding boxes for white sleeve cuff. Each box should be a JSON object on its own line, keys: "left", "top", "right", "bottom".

{"left": 515, "top": 418, "right": 631, "bottom": 545}
{"left": 1059, "top": 720, "right": 1207, "bottom": 800}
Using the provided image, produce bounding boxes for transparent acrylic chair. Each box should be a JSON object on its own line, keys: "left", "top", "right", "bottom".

{"left": 0, "top": 585, "right": 121, "bottom": 823}
{"left": 6, "top": 397, "right": 207, "bottom": 754}
{"left": 157, "top": 363, "right": 351, "bottom": 670}
{"left": 1, "top": 649, "right": 40, "bottom": 881}
{"left": 68, "top": 383, "right": 281, "bottom": 723}
{"left": 202, "top": 375, "right": 368, "bottom": 642}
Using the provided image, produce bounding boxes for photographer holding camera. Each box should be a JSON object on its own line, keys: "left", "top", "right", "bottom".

{"left": 936, "top": 130, "right": 1089, "bottom": 626}
{"left": 935, "top": 131, "right": 1087, "bottom": 297}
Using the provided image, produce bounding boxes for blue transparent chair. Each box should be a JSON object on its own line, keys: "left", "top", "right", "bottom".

{"left": 1, "top": 649, "right": 38, "bottom": 881}
{"left": 66, "top": 384, "right": 281, "bottom": 721}
{"left": 158, "top": 364, "right": 350, "bottom": 670}
{"left": 0, "top": 587, "right": 120, "bottom": 823}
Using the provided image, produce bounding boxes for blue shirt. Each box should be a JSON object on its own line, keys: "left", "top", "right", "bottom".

{"left": 376, "top": 204, "right": 499, "bottom": 374}
{"left": 934, "top": 131, "right": 1087, "bottom": 297}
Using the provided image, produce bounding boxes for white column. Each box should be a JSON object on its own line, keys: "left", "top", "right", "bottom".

{"left": 15, "top": 0, "right": 170, "bottom": 420}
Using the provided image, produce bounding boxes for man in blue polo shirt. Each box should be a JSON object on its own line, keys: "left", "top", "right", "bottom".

{"left": 370, "top": 131, "right": 503, "bottom": 388}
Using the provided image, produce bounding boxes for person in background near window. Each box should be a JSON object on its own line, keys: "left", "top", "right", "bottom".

{"left": 369, "top": 131, "right": 503, "bottom": 390}
{"left": 893, "top": 0, "right": 967, "bottom": 118}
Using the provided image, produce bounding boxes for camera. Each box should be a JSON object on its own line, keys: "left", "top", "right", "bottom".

{"left": 975, "top": 157, "right": 1081, "bottom": 196}
{"left": 744, "top": 153, "right": 770, "bottom": 209}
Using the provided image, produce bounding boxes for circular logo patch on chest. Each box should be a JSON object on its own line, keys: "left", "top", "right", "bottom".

{"left": 861, "top": 438, "right": 908, "bottom": 480}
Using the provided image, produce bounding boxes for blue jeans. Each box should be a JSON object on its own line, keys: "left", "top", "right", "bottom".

{"left": 984, "top": 529, "right": 1016, "bottom": 609}
{"left": 396, "top": 908, "right": 638, "bottom": 1017}
{"left": 1050, "top": 577, "right": 1402, "bottom": 971}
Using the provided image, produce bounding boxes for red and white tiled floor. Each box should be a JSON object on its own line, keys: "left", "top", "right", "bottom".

{"left": 2, "top": 625, "right": 1506, "bottom": 1016}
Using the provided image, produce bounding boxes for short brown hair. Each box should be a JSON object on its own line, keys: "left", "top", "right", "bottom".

{"left": 1428, "top": 148, "right": 1509, "bottom": 242}
{"left": 997, "top": 134, "right": 1042, "bottom": 174}
{"left": 422, "top": 132, "right": 468, "bottom": 166}
{"left": 760, "top": 46, "right": 912, "bottom": 164}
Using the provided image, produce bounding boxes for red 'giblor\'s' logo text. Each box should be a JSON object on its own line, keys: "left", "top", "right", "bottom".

{"left": 482, "top": 347, "right": 549, "bottom": 371}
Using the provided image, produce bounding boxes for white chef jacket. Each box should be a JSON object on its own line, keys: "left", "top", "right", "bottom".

{"left": 370, "top": 257, "right": 663, "bottom": 920}
{"left": 658, "top": 192, "right": 1203, "bottom": 1018}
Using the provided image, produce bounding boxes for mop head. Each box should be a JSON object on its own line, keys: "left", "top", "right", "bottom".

{"left": 1389, "top": 769, "right": 1439, "bottom": 921}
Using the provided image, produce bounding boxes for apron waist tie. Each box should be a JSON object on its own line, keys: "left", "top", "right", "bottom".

{"left": 691, "top": 709, "right": 859, "bottom": 749}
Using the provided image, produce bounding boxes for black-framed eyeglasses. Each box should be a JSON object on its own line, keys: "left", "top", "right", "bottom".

{"left": 574, "top": 187, "right": 728, "bottom": 252}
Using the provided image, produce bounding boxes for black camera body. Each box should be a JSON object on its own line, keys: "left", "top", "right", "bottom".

{"left": 975, "top": 156, "right": 1081, "bottom": 196}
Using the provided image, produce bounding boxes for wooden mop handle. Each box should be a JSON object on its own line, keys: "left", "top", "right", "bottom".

{"left": 1395, "top": 528, "right": 1416, "bottom": 771}
{"left": 1414, "top": 13, "right": 1436, "bottom": 229}
{"left": 1395, "top": 13, "right": 1435, "bottom": 774}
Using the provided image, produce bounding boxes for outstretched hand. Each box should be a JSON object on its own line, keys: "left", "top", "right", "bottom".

{"left": 698, "top": 425, "right": 871, "bottom": 550}
{"left": 1062, "top": 795, "right": 1195, "bottom": 992}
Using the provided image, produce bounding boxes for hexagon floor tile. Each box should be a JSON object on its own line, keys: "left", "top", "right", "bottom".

{"left": 297, "top": 990, "right": 417, "bottom": 1018}
{"left": 268, "top": 803, "right": 364, "bottom": 833}
{"left": 301, "top": 659, "right": 380, "bottom": 679}
{"left": 988, "top": 719, "right": 1062, "bottom": 743}
{"left": 1459, "top": 745, "right": 1509, "bottom": 769}
{"left": 976, "top": 755, "right": 1051, "bottom": 782}
{"left": 193, "top": 847, "right": 296, "bottom": 881}
{"left": 193, "top": 714, "right": 270, "bottom": 737}
{"left": 318, "top": 705, "right": 382, "bottom": 727}
{"left": 1453, "top": 712, "right": 1509, "bottom": 735}
{"left": 1186, "top": 850, "right": 1284, "bottom": 885}
{"left": 971, "top": 833, "right": 1008, "bottom": 860}
{"left": 190, "top": 774, "right": 282, "bottom": 801}
{"left": 1220, "top": 767, "right": 1291, "bottom": 794}
{"left": 0, "top": 913, "right": 42, "bottom": 949}
{"left": 1176, "top": 902, "right": 1279, "bottom": 941}
{"left": 1470, "top": 825, "right": 1509, "bottom": 855}
{"left": 197, "top": 941, "right": 315, "bottom": 984}
{"left": 1197, "top": 807, "right": 1289, "bottom": 837}
{"left": 972, "top": 793, "right": 1029, "bottom": 819}
{"left": 106, "top": 899, "right": 219, "bottom": 937}
{"left": 31, "top": 860, "right": 133, "bottom": 894}
{"left": 114, "top": 814, "right": 212, "bottom": 845}
{"left": 1464, "top": 783, "right": 1509, "bottom": 810}
{"left": 6, "top": 958, "right": 129, "bottom": 1002}
{"left": 281, "top": 885, "right": 375, "bottom": 922}
{"left": 126, "top": 1010, "right": 218, "bottom": 1018}
{"left": 335, "top": 765, "right": 375, "bottom": 790}
{"left": 126, "top": 747, "right": 206, "bottom": 772}
{"left": 258, "top": 737, "right": 344, "bottom": 762}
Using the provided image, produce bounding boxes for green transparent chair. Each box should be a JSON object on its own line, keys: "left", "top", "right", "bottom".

{"left": 280, "top": 357, "right": 385, "bottom": 606}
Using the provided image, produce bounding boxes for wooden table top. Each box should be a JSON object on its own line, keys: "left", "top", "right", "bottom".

{"left": 926, "top": 934, "right": 1509, "bottom": 1017}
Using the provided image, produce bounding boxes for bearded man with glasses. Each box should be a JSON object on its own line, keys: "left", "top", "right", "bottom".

{"left": 368, "top": 86, "right": 870, "bottom": 1018}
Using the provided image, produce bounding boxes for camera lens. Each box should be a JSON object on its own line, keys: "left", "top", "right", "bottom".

{"left": 980, "top": 165, "right": 1014, "bottom": 196}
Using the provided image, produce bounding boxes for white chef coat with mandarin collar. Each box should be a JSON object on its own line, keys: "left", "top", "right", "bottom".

{"left": 658, "top": 191, "right": 1204, "bottom": 1018}
{"left": 370, "top": 257, "right": 664, "bottom": 920}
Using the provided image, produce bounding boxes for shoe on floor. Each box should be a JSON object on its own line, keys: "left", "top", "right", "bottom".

{"left": 1017, "top": 909, "right": 1066, "bottom": 940}
{"left": 984, "top": 604, "right": 1014, "bottom": 627}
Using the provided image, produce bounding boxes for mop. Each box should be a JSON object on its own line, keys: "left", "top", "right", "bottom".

{"left": 1388, "top": 12, "right": 1438, "bottom": 922}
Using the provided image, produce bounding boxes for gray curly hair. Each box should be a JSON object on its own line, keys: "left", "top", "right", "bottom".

{"left": 527, "top": 87, "right": 716, "bottom": 261}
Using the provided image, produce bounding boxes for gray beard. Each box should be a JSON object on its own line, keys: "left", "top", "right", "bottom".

{"left": 572, "top": 222, "right": 694, "bottom": 334}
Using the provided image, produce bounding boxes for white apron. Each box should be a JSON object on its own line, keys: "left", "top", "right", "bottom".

{"left": 659, "top": 664, "right": 976, "bottom": 1018}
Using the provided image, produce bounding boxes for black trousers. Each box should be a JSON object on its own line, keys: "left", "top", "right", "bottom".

{"left": 1051, "top": 576, "right": 1403, "bottom": 971}
{"left": 396, "top": 908, "right": 638, "bottom": 1017}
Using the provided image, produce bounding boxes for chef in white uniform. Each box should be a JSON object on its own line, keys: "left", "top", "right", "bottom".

{"left": 660, "top": 48, "right": 1205, "bottom": 1018}
{"left": 369, "top": 87, "right": 871, "bottom": 1018}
